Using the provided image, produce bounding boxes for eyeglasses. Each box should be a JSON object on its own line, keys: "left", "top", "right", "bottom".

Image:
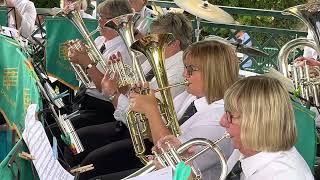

{"left": 225, "top": 111, "right": 238, "bottom": 124}
{"left": 184, "top": 64, "right": 199, "bottom": 76}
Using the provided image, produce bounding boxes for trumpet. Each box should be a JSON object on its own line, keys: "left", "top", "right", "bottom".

{"left": 123, "top": 132, "right": 230, "bottom": 180}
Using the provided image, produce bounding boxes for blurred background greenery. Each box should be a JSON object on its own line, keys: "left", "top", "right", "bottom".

{"left": 31, "top": 0, "right": 308, "bottom": 29}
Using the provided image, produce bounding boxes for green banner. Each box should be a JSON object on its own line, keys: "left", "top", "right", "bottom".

{"left": 0, "top": 34, "right": 42, "bottom": 135}
{"left": 293, "top": 101, "right": 317, "bottom": 173}
{"left": 0, "top": 7, "right": 7, "bottom": 27}
{"left": 45, "top": 16, "right": 99, "bottom": 90}
{"left": 0, "top": 139, "right": 39, "bottom": 180}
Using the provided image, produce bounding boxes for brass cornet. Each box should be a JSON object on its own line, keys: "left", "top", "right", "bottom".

{"left": 123, "top": 132, "right": 230, "bottom": 180}
{"left": 59, "top": 8, "right": 108, "bottom": 89}
{"left": 105, "top": 13, "right": 146, "bottom": 85}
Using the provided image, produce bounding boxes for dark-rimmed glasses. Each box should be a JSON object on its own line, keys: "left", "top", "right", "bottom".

{"left": 184, "top": 64, "right": 199, "bottom": 76}
{"left": 225, "top": 111, "right": 237, "bottom": 124}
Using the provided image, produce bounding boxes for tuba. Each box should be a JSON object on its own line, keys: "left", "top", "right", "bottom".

{"left": 126, "top": 33, "right": 182, "bottom": 164}
{"left": 278, "top": 2, "right": 320, "bottom": 106}
{"left": 124, "top": 133, "right": 230, "bottom": 180}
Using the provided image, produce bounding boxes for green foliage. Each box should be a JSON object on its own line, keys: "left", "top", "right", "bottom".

{"left": 211, "top": 0, "right": 306, "bottom": 10}
{"left": 32, "top": 0, "right": 60, "bottom": 8}
{"left": 212, "top": 0, "right": 307, "bottom": 29}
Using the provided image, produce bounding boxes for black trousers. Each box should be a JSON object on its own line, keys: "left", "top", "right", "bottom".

{"left": 64, "top": 121, "right": 130, "bottom": 167}
{"left": 78, "top": 138, "right": 144, "bottom": 180}
{"left": 73, "top": 94, "right": 116, "bottom": 127}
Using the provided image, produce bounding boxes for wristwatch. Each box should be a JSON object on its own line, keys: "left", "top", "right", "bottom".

{"left": 109, "top": 90, "right": 119, "bottom": 101}
{"left": 85, "top": 63, "right": 96, "bottom": 73}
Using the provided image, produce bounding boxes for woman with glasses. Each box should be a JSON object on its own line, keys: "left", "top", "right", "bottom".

{"left": 126, "top": 39, "right": 239, "bottom": 180}
{"left": 220, "top": 76, "right": 313, "bottom": 180}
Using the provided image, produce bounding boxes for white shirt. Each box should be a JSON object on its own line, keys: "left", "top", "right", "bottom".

{"left": 134, "top": 6, "right": 154, "bottom": 36}
{"left": 8, "top": 0, "right": 36, "bottom": 38}
{"left": 176, "top": 92, "right": 233, "bottom": 180}
{"left": 80, "top": 10, "right": 95, "bottom": 19}
{"left": 114, "top": 51, "right": 186, "bottom": 123}
{"left": 303, "top": 22, "right": 320, "bottom": 60}
{"left": 85, "top": 35, "right": 132, "bottom": 101}
{"left": 227, "top": 148, "right": 314, "bottom": 180}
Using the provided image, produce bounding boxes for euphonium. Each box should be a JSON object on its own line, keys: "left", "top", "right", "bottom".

{"left": 123, "top": 132, "right": 230, "bottom": 180}
{"left": 126, "top": 33, "right": 182, "bottom": 164}
{"left": 278, "top": 2, "right": 320, "bottom": 106}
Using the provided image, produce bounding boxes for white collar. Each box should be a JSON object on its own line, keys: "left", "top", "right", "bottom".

{"left": 104, "top": 36, "right": 123, "bottom": 47}
{"left": 240, "top": 148, "right": 293, "bottom": 177}
{"left": 194, "top": 97, "right": 224, "bottom": 113}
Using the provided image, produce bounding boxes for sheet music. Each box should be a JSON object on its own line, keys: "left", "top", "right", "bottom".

{"left": 22, "top": 104, "right": 74, "bottom": 180}
{"left": 127, "top": 167, "right": 173, "bottom": 180}
{"left": 0, "top": 26, "right": 18, "bottom": 38}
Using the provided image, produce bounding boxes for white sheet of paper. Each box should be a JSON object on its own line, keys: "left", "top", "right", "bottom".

{"left": 127, "top": 166, "right": 173, "bottom": 180}
{"left": 22, "top": 104, "right": 74, "bottom": 180}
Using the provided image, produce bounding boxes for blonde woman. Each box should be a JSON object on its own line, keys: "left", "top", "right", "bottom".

{"left": 220, "top": 76, "right": 313, "bottom": 180}
{"left": 127, "top": 39, "right": 239, "bottom": 180}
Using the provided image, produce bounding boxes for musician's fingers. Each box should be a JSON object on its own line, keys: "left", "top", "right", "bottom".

{"left": 116, "top": 51, "right": 122, "bottom": 58}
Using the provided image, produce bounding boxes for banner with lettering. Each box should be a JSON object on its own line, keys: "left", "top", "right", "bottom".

{"left": 0, "top": 34, "right": 42, "bottom": 134}
{"left": 45, "top": 16, "right": 99, "bottom": 90}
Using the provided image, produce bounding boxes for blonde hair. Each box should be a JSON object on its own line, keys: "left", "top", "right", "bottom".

{"left": 183, "top": 39, "right": 239, "bottom": 103}
{"left": 151, "top": 12, "right": 192, "bottom": 50}
{"left": 224, "top": 76, "right": 297, "bottom": 152}
{"left": 97, "top": 0, "right": 132, "bottom": 18}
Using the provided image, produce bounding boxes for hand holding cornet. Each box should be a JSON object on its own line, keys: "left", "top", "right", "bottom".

{"left": 295, "top": 56, "right": 320, "bottom": 67}
{"left": 67, "top": 40, "right": 91, "bottom": 68}
{"left": 154, "top": 135, "right": 196, "bottom": 168}
{"left": 129, "top": 83, "right": 158, "bottom": 114}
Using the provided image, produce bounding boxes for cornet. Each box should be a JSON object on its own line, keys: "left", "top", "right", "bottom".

{"left": 123, "top": 132, "right": 230, "bottom": 180}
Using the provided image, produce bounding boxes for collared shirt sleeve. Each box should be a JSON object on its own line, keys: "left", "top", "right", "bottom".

{"left": 113, "top": 94, "right": 130, "bottom": 126}
{"left": 14, "top": 0, "right": 36, "bottom": 38}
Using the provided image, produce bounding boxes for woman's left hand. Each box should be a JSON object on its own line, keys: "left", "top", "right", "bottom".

{"left": 156, "top": 135, "right": 196, "bottom": 163}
